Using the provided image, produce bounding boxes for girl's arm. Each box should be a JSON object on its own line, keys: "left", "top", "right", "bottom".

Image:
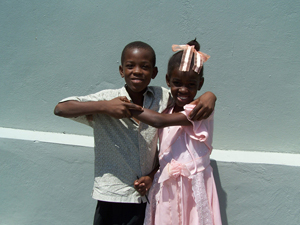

{"left": 131, "top": 91, "right": 217, "bottom": 128}
{"left": 54, "top": 97, "right": 143, "bottom": 119}
{"left": 131, "top": 108, "right": 191, "bottom": 128}
{"left": 189, "top": 91, "right": 216, "bottom": 120}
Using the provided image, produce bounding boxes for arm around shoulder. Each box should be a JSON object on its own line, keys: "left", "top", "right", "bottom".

{"left": 189, "top": 91, "right": 217, "bottom": 121}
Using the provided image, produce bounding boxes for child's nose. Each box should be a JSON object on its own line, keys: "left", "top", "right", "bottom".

{"left": 179, "top": 86, "right": 189, "bottom": 93}
{"left": 133, "top": 66, "right": 142, "bottom": 74}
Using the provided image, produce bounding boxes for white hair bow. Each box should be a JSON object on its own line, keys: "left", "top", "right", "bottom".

{"left": 172, "top": 44, "right": 210, "bottom": 74}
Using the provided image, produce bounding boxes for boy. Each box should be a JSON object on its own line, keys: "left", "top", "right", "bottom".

{"left": 54, "top": 41, "right": 216, "bottom": 225}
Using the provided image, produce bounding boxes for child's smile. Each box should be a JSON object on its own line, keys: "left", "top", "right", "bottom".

{"left": 131, "top": 78, "right": 144, "bottom": 84}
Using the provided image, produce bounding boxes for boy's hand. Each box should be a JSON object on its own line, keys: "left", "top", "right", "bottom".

{"left": 189, "top": 92, "right": 216, "bottom": 120}
{"left": 105, "top": 96, "right": 143, "bottom": 119}
{"left": 134, "top": 176, "right": 153, "bottom": 196}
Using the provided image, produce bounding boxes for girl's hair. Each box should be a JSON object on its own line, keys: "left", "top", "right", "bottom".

{"left": 167, "top": 38, "right": 204, "bottom": 78}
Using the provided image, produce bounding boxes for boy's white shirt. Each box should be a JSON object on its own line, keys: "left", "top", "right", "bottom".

{"left": 60, "top": 85, "right": 171, "bottom": 203}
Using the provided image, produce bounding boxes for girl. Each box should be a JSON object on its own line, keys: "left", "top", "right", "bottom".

{"left": 132, "top": 39, "right": 222, "bottom": 225}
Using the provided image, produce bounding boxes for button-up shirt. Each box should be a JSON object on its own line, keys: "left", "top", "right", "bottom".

{"left": 60, "top": 85, "right": 171, "bottom": 203}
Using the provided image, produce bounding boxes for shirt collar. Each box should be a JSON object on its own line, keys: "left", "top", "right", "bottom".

{"left": 120, "top": 85, "right": 154, "bottom": 102}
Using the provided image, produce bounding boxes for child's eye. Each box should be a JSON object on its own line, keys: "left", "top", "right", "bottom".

{"left": 172, "top": 81, "right": 181, "bottom": 86}
{"left": 142, "top": 65, "right": 150, "bottom": 70}
{"left": 126, "top": 64, "right": 134, "bottom": 69}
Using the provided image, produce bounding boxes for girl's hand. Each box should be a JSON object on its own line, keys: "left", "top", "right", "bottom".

{"left": 189, "top": 91, "right": 216, "bottom": 120}
{"left": 134, "top": 176, "right": 153, "bottom": 196}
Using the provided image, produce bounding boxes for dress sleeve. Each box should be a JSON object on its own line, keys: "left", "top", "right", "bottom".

{"left": 179, "top": 104, "right": 214, "bottom": 143}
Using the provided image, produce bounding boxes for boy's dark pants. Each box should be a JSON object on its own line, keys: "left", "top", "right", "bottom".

{"left": 93, "top": 200, "right": 147, "bottom": 225}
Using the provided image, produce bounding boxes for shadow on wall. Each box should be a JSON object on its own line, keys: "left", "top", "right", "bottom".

{"left": 211, "top": 160, "right": 228, "bottom": 225}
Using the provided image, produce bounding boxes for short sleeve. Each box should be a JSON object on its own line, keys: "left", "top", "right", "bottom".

{"left": 179, "top": 104, "right": 214, "bottom": 142}
{"left": 59, "top": 91, "right": 105, "bottom": 103}
{"left": 58, "top": 92, "right": 106, "bottom": 128}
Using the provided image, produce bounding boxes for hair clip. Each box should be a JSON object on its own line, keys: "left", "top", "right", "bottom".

{"left": 172, "top": 45, "right": 210, "bottom": 74}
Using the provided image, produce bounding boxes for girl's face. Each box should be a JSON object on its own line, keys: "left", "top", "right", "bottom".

{"left": 166, "top": 68, "right": 204, "bottom": 112}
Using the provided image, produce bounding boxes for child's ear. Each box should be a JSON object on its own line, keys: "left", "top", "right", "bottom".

{"left": 166, "top": 74, "right": 171, "bottom": 87}
{"left": 151, "top": 67, "right": 158, "bottom": 79}
{"left": 119, "top": 65, "right": 124, "bottom": 78}
{"left": 198, "top": 77, "right": 204, "bottom": 90}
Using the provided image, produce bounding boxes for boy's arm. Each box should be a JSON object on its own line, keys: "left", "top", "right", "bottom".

{"left": 131, "top": 108, "right": 191, "bottom": 128}
{"left": 189, "top": 91, "right": 216, "bottom": 121}
{"left": 54, "top": 97, "right": 143, "bottom": 119}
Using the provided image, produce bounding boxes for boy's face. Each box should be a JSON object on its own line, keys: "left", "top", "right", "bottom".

{"left": 119, "top": 48, "right": 157, "bottom": 95}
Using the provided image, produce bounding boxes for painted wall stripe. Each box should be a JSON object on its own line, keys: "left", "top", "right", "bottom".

{"left": 1, "top": 127, "right": 299, "bottom": 167}
{"left": 0, "top": 127, "right": 94, "bottom": 147}
{"left": 210, "top": 150, "right": 300, "bottom": 167}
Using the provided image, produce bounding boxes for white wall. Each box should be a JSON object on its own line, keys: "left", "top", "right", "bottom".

{"left": 1, "top": 1, "right": 299, "bottom": 224}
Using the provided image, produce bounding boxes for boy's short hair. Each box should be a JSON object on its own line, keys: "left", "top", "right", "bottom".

{"left": 121, "top": 41, "right": 156, "bottom": 66}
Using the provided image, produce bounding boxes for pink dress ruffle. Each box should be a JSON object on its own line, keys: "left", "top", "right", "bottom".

{"left": 144, "top": 105, "right": 222, "bottom": 225}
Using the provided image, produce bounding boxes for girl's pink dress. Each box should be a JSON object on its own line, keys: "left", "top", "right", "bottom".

{"left": 144, "top": 105, "right": 222, "bottom": 225}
